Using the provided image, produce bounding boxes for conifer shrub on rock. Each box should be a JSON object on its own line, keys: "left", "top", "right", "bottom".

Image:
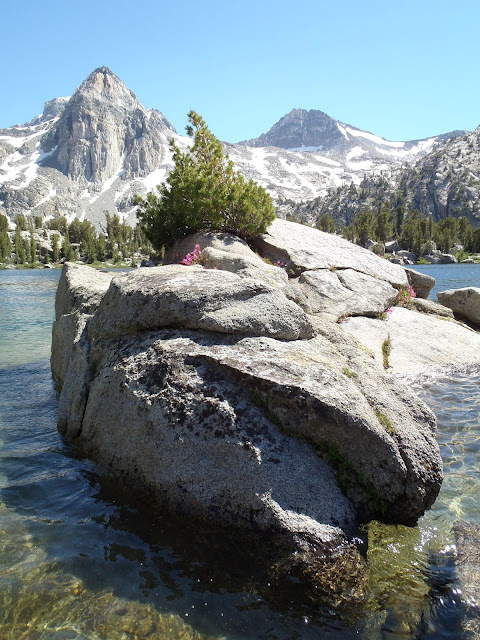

{"left": 134, "top": 111, "right": 275, "bottom": 250}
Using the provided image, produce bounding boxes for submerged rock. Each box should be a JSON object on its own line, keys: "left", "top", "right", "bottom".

{"left": 52, "top": 221, "right": 449, "bottom": 600}
{"left": 453, "top": 521, "right": 480, "bottom": 637}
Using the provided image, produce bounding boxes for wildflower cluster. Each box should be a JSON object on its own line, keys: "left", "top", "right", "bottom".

{"left": 276, "top": 260, "right": 285, "bottom": 268}
{"left": 181, "top": 244, "right": 202, "bottom": 266}
{"left": 337, "top": 312, "right": 352, "bottom": 324}
{"left": 393, "top": 285, "right": 416, "bottom": 308}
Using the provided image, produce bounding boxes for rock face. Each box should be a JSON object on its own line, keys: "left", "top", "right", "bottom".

{"left": 41, "top": 67, "right": 175, "bottom": 184}
{"left": 52, "top": 221, "right": 450, "bottom": 598}
{"left": 251, "top": 218, "right": 408, "bottom": 286}
{"left": 405, "top": 268, "right": 435, "bottom": 299}
{"left": 437, "top": 287, "right": 480, "bottom": 327}
{"left": 89, "top": 265, "right": 313, "bottom": 342}
{"left": 342, "top": 306, "right": 480, "bottom": 380}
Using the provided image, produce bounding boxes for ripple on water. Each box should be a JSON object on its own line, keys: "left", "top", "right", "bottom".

{"left": 1, "top": 270, "right": 480, "bottom": 639}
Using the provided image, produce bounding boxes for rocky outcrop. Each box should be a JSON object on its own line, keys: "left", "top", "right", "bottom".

{"left": 342, "top": 306, "right": 480, "bottom": 380}
{"left": 89, "top": 265, "right": 313, "bottom": 342}
{"left": 421, "top": 251, "right": 458, "bottom": 265}
{"left": 405, "top": 268, "right": 435, "bottom": 299}
{"left": 164, "top": 231, "right": 288, "bottom": 289}
{"left": 437, "top": 287, "right": 480, "bottom": 327}
{"left": 52, "top": 221, "right": 449, "bottom": 600}
{"left": 251, "top": 218, "right": 408, "bottom": 286}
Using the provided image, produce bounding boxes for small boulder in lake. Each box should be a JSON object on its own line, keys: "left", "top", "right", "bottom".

{"left": 453, "top": 520, "right": 480, "bottom": 636}
{"left": 437, "top": 287, "right": 480, "bottom": 327}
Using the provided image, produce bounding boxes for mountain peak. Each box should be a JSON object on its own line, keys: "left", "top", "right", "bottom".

{"left": 75, "top": 66, "right": 137, "bottom": 104}
{"left": 39, "top": 67, "right": 175, "bottom": 184}
{"left": 240, "top": 108, "right": 347, "bottom": 150}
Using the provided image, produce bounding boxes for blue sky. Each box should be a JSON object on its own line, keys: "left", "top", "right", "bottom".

{"left": 2, "top": 0, "right": 479, "bottom": 143}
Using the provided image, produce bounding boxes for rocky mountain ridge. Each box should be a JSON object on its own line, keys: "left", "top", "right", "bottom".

{"left": 0, "top": 67, "right": 473, "bottom": 229}
{"left": 286, "top": 128, "right": 480, "bottom": 231}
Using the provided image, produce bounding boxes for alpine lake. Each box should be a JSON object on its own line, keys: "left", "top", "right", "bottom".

{"left": 0, "top": 263, "right": 479, "bottom": 639}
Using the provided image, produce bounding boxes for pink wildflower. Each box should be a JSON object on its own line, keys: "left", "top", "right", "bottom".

{"left": 181, "top": 244, "right": 203, "bottom": 266}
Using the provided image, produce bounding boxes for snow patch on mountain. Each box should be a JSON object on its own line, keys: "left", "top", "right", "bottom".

{"left": 345, "top": 127, "right": 405, "bottom": 148}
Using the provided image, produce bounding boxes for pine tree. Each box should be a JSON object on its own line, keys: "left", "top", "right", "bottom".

{"left": 317, "top": 213, "right": 336, "bottom": 233}
{"left": 0, "top": 231, "right": 10, "bottom": 261}
{"left": 62, "top": 235, "right": 74, "bottom": 262}
{"left": 30, "top": 231, "right": 37, "bottom": 265}
{"left": 52, "top": 234, "right": 60, "bottom": 263}
{"left": 14, "top": 229, "right": 25, "bottom": 264}
{"left": 135, "top": 111, "right": 275, "bottom": 250}
{"left": 374, "top": 203, "right": 394, "bottom": 243}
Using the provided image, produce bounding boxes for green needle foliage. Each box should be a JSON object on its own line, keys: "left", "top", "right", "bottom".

{"left": 135, "top": 111, "right": 275, "bottom": 250}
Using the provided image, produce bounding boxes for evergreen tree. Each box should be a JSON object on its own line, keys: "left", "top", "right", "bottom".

{"left": 0, "top": 230, "right": 11, "bottom": 261}
{"left": 62, "top": 235, "right": 74, "bottom": 262}
{"left": 30, "top": 230, "right": 37, "bottom": 265}
{"left": 374, "top": 203, "right": 394, "bottom": 243}
{"left": 353, "top": 208, "right": 374, "bottom": 246}
{"left": 0, "top": 214, "right": 10, "bottom": 261}
{"left": 135, "top": 111, "right": 275, "bottom": 250}
{"left": 47, "top": 214, "right": 68, "bottom": 236}
{"left": 0, "top": 213, "right": 8, "bottom": 233}
{"left": 395, "top": 206, "right": 405, "bottom": 234}
{"left": 97, "top": 234, "right": 106, "bottom": 261}
{"left": 15, "top": 214, "right": 27, "bottom": 231}
{"left": 14, "top": 229, "right": 25, "bottom": 264}
{"left": 317, "top": 213, "right": 336, "bottom": 233}
{"left": 52, "top": 234, "right": 60, "bottom": 263}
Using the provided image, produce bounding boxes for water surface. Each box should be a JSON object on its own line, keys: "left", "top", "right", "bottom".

{"left": 1, "top": 266, "right": 479, "bottom": 638}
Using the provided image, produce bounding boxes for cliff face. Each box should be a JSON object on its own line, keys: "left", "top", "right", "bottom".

{"left": 241, "top": 108, "right": 350, "bottom": 151}
{"left": 401, "top": 127, "right": 480, "bottom": 229}
{"left": 40, "top": 67, "right": 175, "bottom": 184}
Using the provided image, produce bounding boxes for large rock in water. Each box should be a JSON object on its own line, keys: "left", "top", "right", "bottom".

{"left": 52, "top": 221, "right": 448, "bottom": 600}
{"left": 437, "top": 287, "right": 480, "bottom": 327}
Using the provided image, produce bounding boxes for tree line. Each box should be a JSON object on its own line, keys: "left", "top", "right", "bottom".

{"left": 317, "top": 203, "right": 480, "bottom": 256}
{"left": 0, "top": 212, "right": 153, "bottom": 266}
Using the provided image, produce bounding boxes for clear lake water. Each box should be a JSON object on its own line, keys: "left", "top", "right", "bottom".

{"left": 0, "top": 266, "right": 479, "bottom": 639}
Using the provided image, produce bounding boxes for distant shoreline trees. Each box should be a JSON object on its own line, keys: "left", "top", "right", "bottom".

{"left": 0, "top": 212, "right": 153, "bottom": 267}
{"left": 323, "top": 203, "right": 480, "bottom": 256}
